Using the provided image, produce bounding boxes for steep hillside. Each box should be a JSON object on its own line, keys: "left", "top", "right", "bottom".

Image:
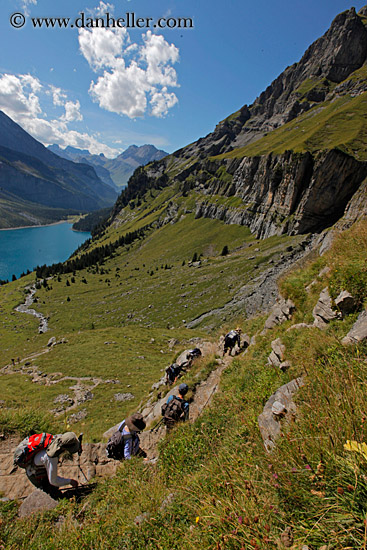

{"left": 0, "top": 112, "right": 118, "bottom": 228}
{"left": 0, "top": 6, "right": 366, "bottom": 548}
{"left": 1, "top": 217, "right": 366, "bottom": 549}
{"left": 107, "top": 6, "right": 367, "bottom": 241}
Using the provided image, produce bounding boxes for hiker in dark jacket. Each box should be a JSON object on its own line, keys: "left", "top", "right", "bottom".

{"left": 165, "top": 363, "right": 181, "bottom": 385}
{"left": 106, "top": 413, "right": 147, "bottom": 460}
{"left": 25, "top": 432, "right": 80, "bottom": 498}
{"left": 162, "top": 383, "right": 190, "bottom": 431}
{"left": 223, "top": 327, "right": 242, "bottom": 356}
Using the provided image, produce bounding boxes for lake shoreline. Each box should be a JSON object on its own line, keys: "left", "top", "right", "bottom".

{"left": 0, "top": 219, "right": 82, "bottom": 232}
{"left": 0, "top": 222, "right": 91, "bottom": 281}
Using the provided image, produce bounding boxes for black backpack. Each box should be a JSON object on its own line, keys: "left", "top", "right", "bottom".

{"left": 161, "top": 396, "right": 186, "bottom": 425}
{"left": 166, "top": 364, "right": 181, "bottom": 384}
{"left": 106, "top": 422, "right": 133, "bottom": 460}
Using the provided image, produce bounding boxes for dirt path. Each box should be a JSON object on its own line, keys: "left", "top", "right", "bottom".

{"left": 0, "top": 341, "right": 241, "bottom": 500}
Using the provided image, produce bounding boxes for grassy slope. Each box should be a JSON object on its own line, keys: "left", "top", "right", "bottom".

{"left": 1, "top": 221, "right": 366, "bottom": 549}
{"left": 215, "top": 66, "right": 367, "bottom": 162}
{"left": 0, "top": 210, "right": 300, "bottom": 441}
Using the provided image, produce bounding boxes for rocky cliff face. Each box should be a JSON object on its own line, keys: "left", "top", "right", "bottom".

{"left": 195, "top": 150, "right": 367, "bottom": 238}
{"left": 110, "top": 6, "right": 367, "bottom": 239}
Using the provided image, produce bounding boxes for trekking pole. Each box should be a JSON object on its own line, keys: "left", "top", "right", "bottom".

{"left": 77, "top": 433, "right": 89, "bottom": 484}
{"left": 151, "top": 418, "right": 164, "bottom": 433}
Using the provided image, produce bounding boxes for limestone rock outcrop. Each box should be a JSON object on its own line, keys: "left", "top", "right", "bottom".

{"left": 18, "top": 489, "right": 58, "bottom": 518}
{"left": 263, "top": 297, "right": 296, "bottom": 332}
{"left": 313, "top": 287, "right": 339, "bottom": 328}
{"left": 342, "top": 310, "right": 367, "bottom": 345}
{"left": 335, "top": 291, "right": 356, "bottom": 315}
{"left": 267, "top": 338, "right": 290, "bottom": 371}
{"left": 258, "top": 378, "right": 304, "bottom": 452}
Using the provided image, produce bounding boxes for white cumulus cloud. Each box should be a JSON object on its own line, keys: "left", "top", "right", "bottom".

{"left": 0, "top": 73, "right": 42, "bottom": 119}
{"left": 0, "top": 72, "right": 119, "bottom": 158}
{"left": 79, "top": 27, "right": 128, "bottom": 70}
{"left": 79, "top": 6, "right": 180, "bottom": 119}
{"left": 61, "top": 100, "right": 83, "bottom": 123}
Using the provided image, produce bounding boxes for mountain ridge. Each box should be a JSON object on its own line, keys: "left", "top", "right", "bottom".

{"left": 0, "top": 111, "right": 118, "bottom": 228}
{"left": 105, "top": 6, "right": 367, "bottom": 241}
{"left": 48, "top": 143, "right": 168, "bottom": 189}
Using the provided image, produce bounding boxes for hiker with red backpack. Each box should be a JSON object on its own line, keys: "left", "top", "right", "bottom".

{"left": 161, "top": 383, "right": 190, "bottom": 431}
{"left": 14, "top": 432, "right": 80, "bottom": 498}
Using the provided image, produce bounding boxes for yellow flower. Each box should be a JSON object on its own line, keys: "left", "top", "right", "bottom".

{"left": 195, "top": 516, "right": 200, "bottom": 523}
{"left": 344, "top": 440, "right": 367, "bottom": 461}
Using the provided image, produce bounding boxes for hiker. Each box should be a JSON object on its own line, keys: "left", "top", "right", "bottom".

{"left": 223, "top": 327, "right": 242, "bottom": 356}
{"left": 165, "top": 362, "right": 181, "bottom": 385}
{"left": 106, "top": 413, "right": 147, "bottom": 460}
{"left": 23, "top": 432, "right": 80, "bottom": 498}
{"left": 187, "top": 348, "right": 202, "bottom": 362}
{"left": 162, "top": 383, "right": 190, "bottom": 431}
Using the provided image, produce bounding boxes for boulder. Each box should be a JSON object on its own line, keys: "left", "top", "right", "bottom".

{"left": 263, "top": 297, "right": 295, "bottom": 331}
{"left": 335, "top": 290, "right": 356, "bottom": 315}
{"left": 113, "top": 393, "right": 134, "bottom": 402}
{"left": 313, "top": 287, "right": 338, "bottom": 328}
{"left": 240, "top": 333, "right": 251, "bottom": 350}
{"left": 19, "top": 489, "right": 58, "bottom": 518}
{"left": 267, "top": 338, "right": 286, "bottom": 368}
{"left": 258, "top": 377, "right": 304, "bottom": 452}
{"left": 342, "top": 310, "right": 367, "bottom": 345}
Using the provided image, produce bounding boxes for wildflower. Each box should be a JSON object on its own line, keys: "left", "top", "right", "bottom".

{"left": 305, "top": 464, "right": 311, "bottom": 470}
{"left": 196, "top": 516, "right": 200, "bottom": 523}
{"left": 272, "top": 473, "right": 278, "bottom": 479}
{"left": 238, "top": 516, "right": 243, "bottom": 525}
{"left": 292, "top": 467, "right": 297, "bottom": 473}
{"left": 344, "top": 440, "right": 367, "bottom": 461}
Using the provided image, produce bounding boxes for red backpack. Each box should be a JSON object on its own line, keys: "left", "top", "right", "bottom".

{"left": 13, "top": 433, "right": 54, "bottom": 468}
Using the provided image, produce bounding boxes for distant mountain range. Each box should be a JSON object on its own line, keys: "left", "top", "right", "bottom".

{"left": 0, "top": 111, "right": 118, "bottom": 229}
{"left": 48, "top": 143, "right": 168, "bottom": 189}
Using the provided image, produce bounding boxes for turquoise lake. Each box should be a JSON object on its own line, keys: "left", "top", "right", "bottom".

{"left": 0, "top": 223, "right": 91, "bottom": 281}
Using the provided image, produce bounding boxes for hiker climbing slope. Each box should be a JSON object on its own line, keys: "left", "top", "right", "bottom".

{"left": 106, "top": 413, "right": 147, "bottom": 460}
{"left": 14, "top": 432, "right": 80, "bottom": 499}
{"left": 223, "top": 327, "right": 242, "bottom": 356}
{"left": 162, "top": 383, "right": 190, "bottom": 431}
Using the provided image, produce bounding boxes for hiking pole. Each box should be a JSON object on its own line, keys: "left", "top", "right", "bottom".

{"left": 77, "top": 433, "right": 89, "bottom": 484}
{"left": 151, "top": 418, "right": 164, "bottom": 433}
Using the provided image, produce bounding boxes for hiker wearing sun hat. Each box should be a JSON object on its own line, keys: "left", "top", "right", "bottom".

{"left": 23, "top": 431, "right": 80, "bottom": 498}
{"left": 106, "top": 413, "right": 147, "bottom": 460}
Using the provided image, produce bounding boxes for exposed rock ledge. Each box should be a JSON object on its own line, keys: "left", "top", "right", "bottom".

{"left": 258, "top": 377, "right": 304, "bottom": 452}
{"left": 195, "top": 149, "right": 367, "bottom": 239}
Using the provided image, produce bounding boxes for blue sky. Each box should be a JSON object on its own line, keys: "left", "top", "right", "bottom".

{"left": 0, "top": 0, "right": 365, "bottom": 157}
